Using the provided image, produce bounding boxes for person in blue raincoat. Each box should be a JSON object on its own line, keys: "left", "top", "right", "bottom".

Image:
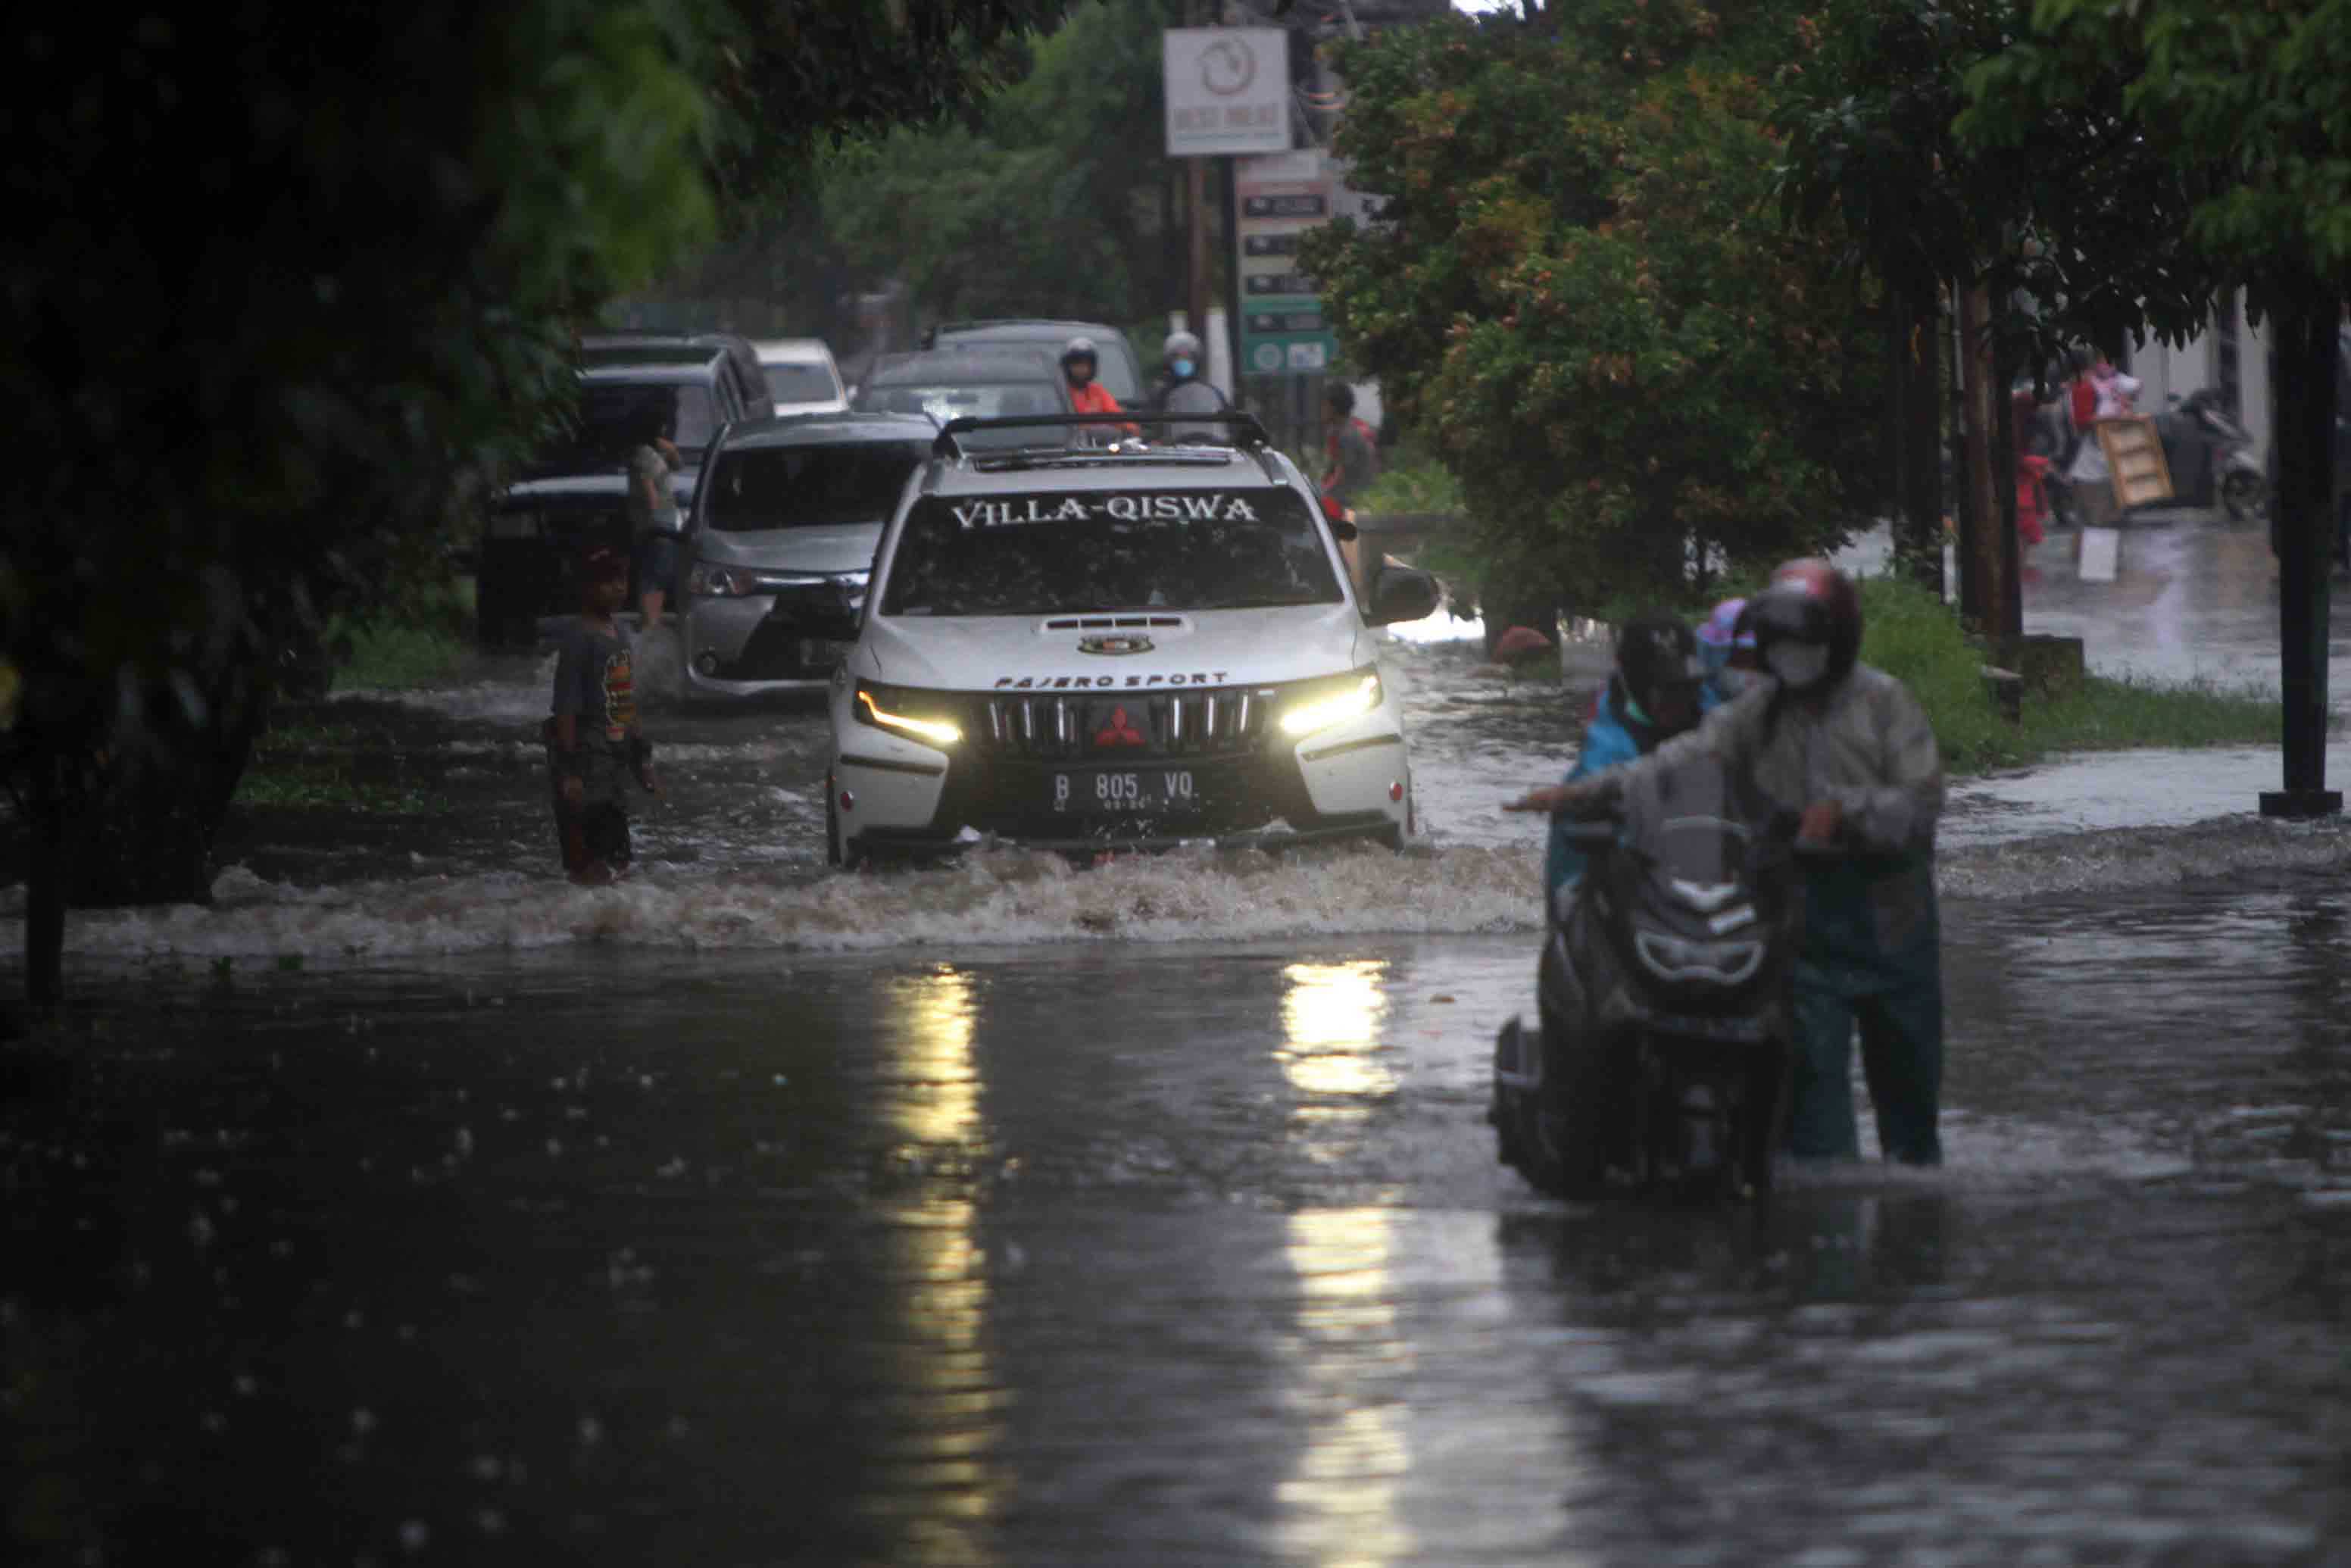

{"left": 1512, "top": 561, "right": 1946, "bottom": 1166}
{"left": 1541, "top": 613, "right": 1716, "bottom": 898}
{"left": 1695, "top": 595, "right": 1761, "bottom": 704}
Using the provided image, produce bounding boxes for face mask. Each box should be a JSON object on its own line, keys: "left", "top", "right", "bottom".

{"left": 1172, "top": 358, "right": 1196, "bottom": 379}
{"left": 1766, "top": 640, "right": 1831, "bottom": 689}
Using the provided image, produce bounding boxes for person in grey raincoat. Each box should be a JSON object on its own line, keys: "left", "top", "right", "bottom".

{"left": 1506, "top": 559, "right": 1946, "bottom": 1165}
{"left": 1153, "top": 329, "right": 1229, "bottom": 441}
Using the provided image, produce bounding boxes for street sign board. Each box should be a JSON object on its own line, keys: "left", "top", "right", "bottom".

{"left": 1163, "top": 29, "right": 1291, "bottom": 157}
{"left": 1233, "top": 149, "right": 1338, "bottom": 373}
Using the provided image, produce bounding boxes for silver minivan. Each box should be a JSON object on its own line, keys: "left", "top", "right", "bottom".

{"left": 677, "top": 413, "right": 935, "bottom": 699}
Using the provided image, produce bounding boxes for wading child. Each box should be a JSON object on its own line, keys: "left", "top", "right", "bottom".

{"left": 547, "top": 545, "right": 660, "bottom": 886}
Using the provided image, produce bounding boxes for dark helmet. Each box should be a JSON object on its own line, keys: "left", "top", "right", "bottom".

{"left": 1614, "top": 611, "right": 1706, "bottom": 720}
{"left": 1060, "top": 334, "right": 1099, "bottom": 378}
{"left": 1750, "top": 558, "right": 1862, "bottom": 679}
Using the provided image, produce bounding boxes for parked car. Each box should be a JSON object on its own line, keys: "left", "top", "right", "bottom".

{"left": 850, "top": 348, "right": 1071, "bottom": 448}
{"left": 580, "top": 331, "right": 773, "bottom": 423}
{"left": 751, "top": 337, "right": 851, "bottom": 417}
{"left": 806, "top": 410, "right": 1444, "bottom": 866}
{"left": 921, "top": 319, "right": 1146, "bottom": 404}
{"left": 677, "top": 413, "right": 935, "bottom": 698}
{"left": 473, "top": 346, "right": 751, "bottom": 648}
{"left": 475, "top": 467, "right": 695, "bottom": 648}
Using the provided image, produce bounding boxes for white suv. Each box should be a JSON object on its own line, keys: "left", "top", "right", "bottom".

{"left": 806, "top": 413, "right": 1442, "bottom": 864}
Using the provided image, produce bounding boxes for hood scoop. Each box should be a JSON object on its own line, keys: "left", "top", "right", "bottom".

{"left": 1039, "top": 614, "right": 1187, "bottom": 632}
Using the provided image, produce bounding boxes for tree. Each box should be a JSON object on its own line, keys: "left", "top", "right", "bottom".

{"left": 1300, "top": 8, "right": 1884, "bottom": 614}
{"left": 1961, "top": 0, "right": 2351, "bottom": 814}
{"left": 1775, "top": 0, "right": 2218, "bottom": 633}
{"left": 2, "top": 0, "right": 1088, "bottom": 1014}
{"left": 807, "top": 0, "right": 1194, "bottom": 345}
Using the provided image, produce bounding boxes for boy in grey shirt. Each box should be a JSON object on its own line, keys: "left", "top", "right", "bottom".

{"left": 547, "top": 545, "right": 660, "bottom": 884}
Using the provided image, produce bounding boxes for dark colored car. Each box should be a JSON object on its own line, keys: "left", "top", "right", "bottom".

{"left": 474, "top": 346, "right": 754, "bottom": 648}
{"left": 581, "top": 331, "right": 774, "bottom": 422}
{"left": 850, "top": 348, "right": 1072, "bottom": 448}
{"left": 474, "top": 467, "right": 695, "bottom": 648}
{"left": 920, "top": 319, "right": 1146, "bottom": 404}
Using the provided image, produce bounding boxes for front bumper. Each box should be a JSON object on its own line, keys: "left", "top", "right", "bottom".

{"left": 682, "top": 595, "right": 851, "bottom": 696}
{"left": 832, "top": 685, "right": 1411, "bottom": 856}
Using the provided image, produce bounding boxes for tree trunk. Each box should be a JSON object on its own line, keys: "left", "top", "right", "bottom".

{"left": 1889, "top": 285, "right": 1944, "bottom": 596}
{"left": 2261, "top": 304, "right": 2340, "bottom": 817}
{"left": 25, "top": 755, "right": 64, "bottom": 1011}
{"left": 1955, "top": 282, "right": 2015, "bottom": 639}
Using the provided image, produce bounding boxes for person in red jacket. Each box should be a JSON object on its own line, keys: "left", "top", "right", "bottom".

{"left": 1060, "top": 335, "right": 1136, "bottom": 439}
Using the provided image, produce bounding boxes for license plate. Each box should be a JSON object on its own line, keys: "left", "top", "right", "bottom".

{"left": 1051, "top": 767, "right": 1197, "bottom": 814}
{"left": 797, "top": 638, "right": 852, "bottom": 668}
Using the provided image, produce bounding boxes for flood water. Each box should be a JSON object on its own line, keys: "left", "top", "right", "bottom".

{"left": 7, "top": 537, "right": 2351, "bottom": 1563}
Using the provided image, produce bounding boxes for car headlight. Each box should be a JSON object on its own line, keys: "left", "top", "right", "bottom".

{"left": 687, "top": 562, "right": 754, "bottom": 598}
{"left": 853, "top": 681, "right": 963, "bottom": 747}
{"left": 1278, "top": 669, "right": 1382, "bottom": 738}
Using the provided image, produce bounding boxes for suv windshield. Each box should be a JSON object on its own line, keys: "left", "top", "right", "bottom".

{"left": 763, "top": 362, "right": 839, "bottom": 402}
{"left": 880, "top": 487, "right": 1342, "bottom": 617}
{"left": 701, "top": 442, "right": 930, "bottom": 533}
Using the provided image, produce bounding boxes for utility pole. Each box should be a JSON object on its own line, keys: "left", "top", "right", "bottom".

{"left": 1185, "top": 0, "right": 1212, "bottom": 339}
{"left": 2261, "top": 305, "right": 2342, "bottom": 818}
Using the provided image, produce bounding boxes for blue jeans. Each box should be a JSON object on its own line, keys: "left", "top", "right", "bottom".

{"left": 1787, "top": 861, "right": 1945, "bottom": 1166}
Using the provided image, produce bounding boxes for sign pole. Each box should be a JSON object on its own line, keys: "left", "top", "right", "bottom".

{"left": 1221, "top": 153, "right": 1243, "bottom": 404}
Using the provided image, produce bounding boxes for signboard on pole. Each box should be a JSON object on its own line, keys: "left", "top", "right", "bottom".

{"left": 1233, "top": 149, "right": 1337, "bottom": 374}
{"left": 1163, "top": 28, "right": 1291, "bottom": 157}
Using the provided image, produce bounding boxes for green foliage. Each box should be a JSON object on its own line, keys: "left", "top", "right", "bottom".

{"left": 807, "top": 0, "right": 1185, "bottom": 330}
{"left": 704, "top": 0, "right": 1085, "bottom": 212}
{"left": 1302, "top": 11, "right": 1881, "bottom": 614}
{"left": 1776, "top": 0, "right": 2218, "bottom": 370}
{"left": 1960, "top": 0, "right": 2351, "bottom": 323}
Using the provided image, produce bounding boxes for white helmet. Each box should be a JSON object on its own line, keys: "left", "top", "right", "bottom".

{"left": 1163, "top": 330, "right": 1202, "bottom": 361}
{"left": 1059, "top": 334, "right": 1099, "bottom": 375}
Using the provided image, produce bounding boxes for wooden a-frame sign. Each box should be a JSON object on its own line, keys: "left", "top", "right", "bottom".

{"left": 2096, "top": 414, "right": 2174, "bottom": 510}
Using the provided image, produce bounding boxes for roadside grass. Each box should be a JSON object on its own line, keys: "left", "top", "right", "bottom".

{"left": 240, "top": 713, "right": 452, "bottom": 815}
{"left": 338, "top": 620, "right": 470, "bottom": 689}
{"left": 233, "top": 757, "right": 451, "bottom": 815}
{"left": 1860, "top": 575, "right": 2280, "bottom": 775}
{"left": 333, "top": 576, "right": 476, "bottom": 689}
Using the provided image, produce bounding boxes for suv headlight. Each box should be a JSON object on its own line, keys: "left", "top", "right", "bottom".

{"left": 1278, "top": 668, "right": 1382, "bottom": 738}
{"left": 853, "top": 681, "right": 963, "bottom": 747}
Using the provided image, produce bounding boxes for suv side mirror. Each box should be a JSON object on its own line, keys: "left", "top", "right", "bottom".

{"left": 1364, "top": 564, "right": 1441, "bottom": 626}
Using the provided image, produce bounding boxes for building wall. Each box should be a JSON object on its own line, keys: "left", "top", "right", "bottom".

{"left": 2132, "top": 291, "right": 2273, "bottom": 462}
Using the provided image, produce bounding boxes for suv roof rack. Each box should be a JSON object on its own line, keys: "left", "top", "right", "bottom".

{"left": 930, "top": 411, "right": 1270, "bottom": 460}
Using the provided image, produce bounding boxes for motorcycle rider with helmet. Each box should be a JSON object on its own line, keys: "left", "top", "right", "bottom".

{"left": 1154, "top": 328, "right": 1229, "bottom": 439}
{"left": 1539, "top": 613, "right": 1716, "bottom": 899}
{"left": 1509, "top": 560, "right": 1947, "bottom": 1166}
{"left": 1060, "top": 333, "right": 1136, "bottom": 439}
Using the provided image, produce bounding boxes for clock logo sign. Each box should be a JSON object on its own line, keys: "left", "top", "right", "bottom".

{"left": 1200, "top": 38, "right": 1257, "bottom": 97}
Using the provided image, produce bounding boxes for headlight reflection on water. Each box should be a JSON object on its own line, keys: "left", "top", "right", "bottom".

{"left": 1277, "top": 960, "right": 1412, "bottom": 1564}
{"left": 873, "top": 964, "right": 1007, "bottom": 1564}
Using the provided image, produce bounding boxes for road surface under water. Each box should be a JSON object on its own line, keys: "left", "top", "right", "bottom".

{"left": 6, "top": 519, "right": 2351, "bottom": 1563}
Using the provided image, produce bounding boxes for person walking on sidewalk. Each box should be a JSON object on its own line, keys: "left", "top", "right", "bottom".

{"left": 2064, "top": 355, "right": 2141, "bottom": 530}
{"left": 1506, "top": 560, "right": 1947, "bottom": 1166}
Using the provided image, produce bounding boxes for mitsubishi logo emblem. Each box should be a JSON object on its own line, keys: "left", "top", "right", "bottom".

{"left": 1093, "top": 705, "right": 1147, "bottom": 748}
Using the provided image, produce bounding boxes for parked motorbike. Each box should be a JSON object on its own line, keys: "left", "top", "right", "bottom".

{"left": 1491, "top": 751, "right": 1802, "bottom": 1201}
{"left": 2154, "top": 388, "right": 2267, "bottom": 525}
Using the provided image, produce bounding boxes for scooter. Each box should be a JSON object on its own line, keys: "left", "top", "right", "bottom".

{"left": 2156, "top": 389, "right": 2267, "bottom": 525}
{"left": 1491, "top": 751, "right": 1803, "bottom": 1201}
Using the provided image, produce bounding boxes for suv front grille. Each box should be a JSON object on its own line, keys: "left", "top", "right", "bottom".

{"left": 976, "top": 687, "right": 1268, "bottom": 761}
